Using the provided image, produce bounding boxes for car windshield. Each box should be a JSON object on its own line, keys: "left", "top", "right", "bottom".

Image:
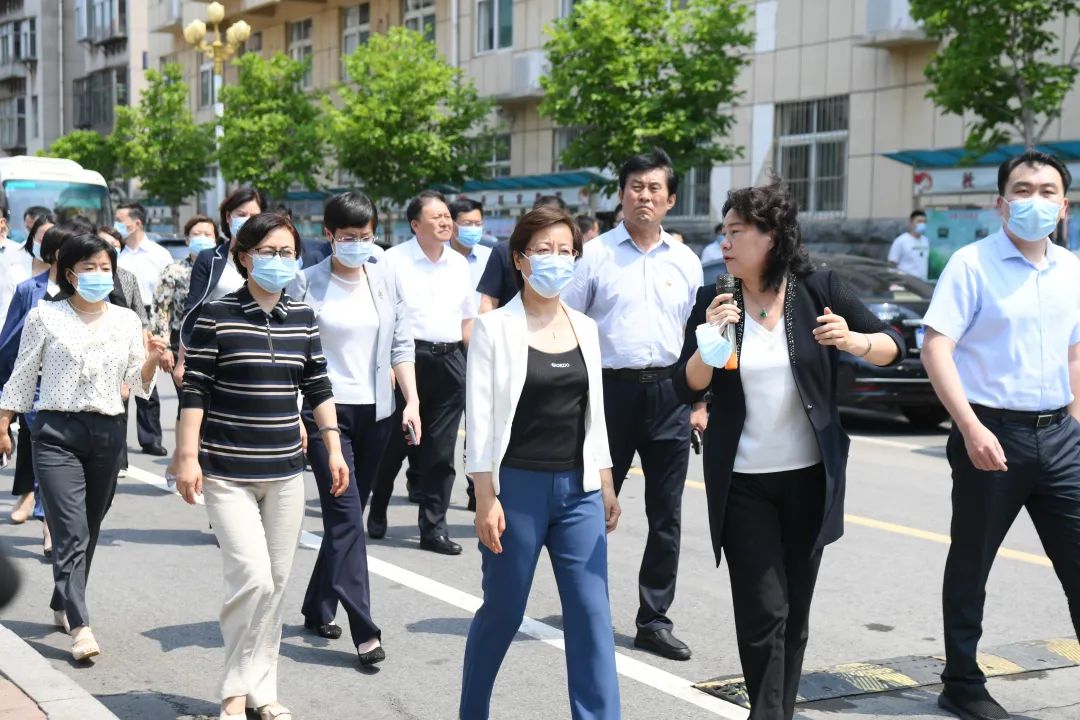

{"left": 823, "top": 261, "right": 935, "bottom": 301}
{"left": 2, "top": 179, "right": 112, "bottom": 241}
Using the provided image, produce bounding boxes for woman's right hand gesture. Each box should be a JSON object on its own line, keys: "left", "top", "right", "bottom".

{"left": 705, "top": 293, "right": 741, "bottom": 328}
{"left": 175, "top": 455, "right": 203, "bottom": 505}
{"left": 475, "top": 495, "right": 506, "bottom": 554}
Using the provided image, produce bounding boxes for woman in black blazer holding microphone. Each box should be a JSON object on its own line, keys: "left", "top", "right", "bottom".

{"left": 675, "top": 182, "right": 904, "bottom": 720}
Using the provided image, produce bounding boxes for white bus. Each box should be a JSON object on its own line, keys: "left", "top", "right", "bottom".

{"left": 0, "top": 156, "right": 112, "bottom": 243}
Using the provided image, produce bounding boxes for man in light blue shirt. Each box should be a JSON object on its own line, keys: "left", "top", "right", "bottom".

{"left": 699, "top": 223, "right": 726, "bottom": 266}
{"left": 563, "top": 148, "right": 703, "bottom": 661}
{"left": 922, "top": 150, "right": 1080, "bottom": 720}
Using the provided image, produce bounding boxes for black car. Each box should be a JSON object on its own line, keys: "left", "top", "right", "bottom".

{"left": 701, "top": 254, "right": 947, "bottom": 429}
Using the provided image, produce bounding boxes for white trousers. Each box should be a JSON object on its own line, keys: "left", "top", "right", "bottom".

{"left": 204, "top": 475, "right": 305, "bottom": 707}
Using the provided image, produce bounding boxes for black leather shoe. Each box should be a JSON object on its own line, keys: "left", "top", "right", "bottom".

{"left": 420, "top": 534, "right": 462, "bottom": 555}
{"left": 141, "top": 443, "right": 168, "bottom": 457}
{"left": 367, "top": 513, "right": 387, "bottom": 540}
{"left": 304, "top": 619, "right": 342, "bottom": 640}
{"left": 938, "top": 686, "right": 1010, "bottom": 720}
{"left": 357, "top": 644, "right": 386, "bottom": 666}
{"left": 634, "top": 628, "right": 692, "bottom": 661}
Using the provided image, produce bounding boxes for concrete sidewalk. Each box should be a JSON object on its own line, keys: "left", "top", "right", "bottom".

{"left": 0, "top": 624, "right": 119, "bottom": 720}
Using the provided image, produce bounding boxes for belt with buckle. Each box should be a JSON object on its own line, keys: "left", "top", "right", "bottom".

{"left": 971, "top": 404, "right": 1070, "bottom": 429}
{"left": 415, "top": 340, "right": 461, "bottom": 356}
{"left": 602, "top": 366, "right": 675, "bottom": 383}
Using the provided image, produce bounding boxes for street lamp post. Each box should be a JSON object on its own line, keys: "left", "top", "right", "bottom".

{"left": 183, "top": 2, "right": 251, "bottom": 214}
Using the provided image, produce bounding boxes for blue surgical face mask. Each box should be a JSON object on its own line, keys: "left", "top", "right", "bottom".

{"left": 249, "top": 254, "right": 298, "bottom": 293}
{"left": 914, "top": 222, "right": 927, "bottom": 235}
{"left": 229, "top": 215, "right": 249, "bottom": 238}
{"left": 695, "top": 322, "right": 733, "bottom": 369}
{"left": 523, "top": 253, "right": 575, "bottom": 298}
{"left": 334, "top": 241, "right": 374, "bottom": 268}
{"left": 73, "top": 271, "right": 114, "bottom": 303}
{"left": 1007, "top": 196, "right": 1062, "bottom": 242}
{"left": 188, "top": 234, "right": 216, "bottom": 255}
{"left": 113, "top": 220, "right": 130, "bottom": 240}
{"left": 457, "top": 225, "right": 483, "bottom": 248}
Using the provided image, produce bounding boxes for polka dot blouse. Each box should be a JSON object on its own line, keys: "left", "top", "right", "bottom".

{"left": 0, "top": 299, "right": 154, "bottom": 416}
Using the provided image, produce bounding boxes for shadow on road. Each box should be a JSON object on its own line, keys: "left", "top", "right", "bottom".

{"left": 142, "top": 621, "right": 222, "bottom": 652}
{"left": 99, "top": 689, "right": 220, "bottom": 720}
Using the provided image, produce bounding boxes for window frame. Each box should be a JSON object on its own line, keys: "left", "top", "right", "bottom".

{"left": 475, "top": 0, "right": 512, "bottom": 54}
{"left": 403, "top": 0, "right": 436, "bottom": 42}
{"left": 340, "top": 4, "right": 370, "bottom": 79}
{"left": 287, "top": 18, "right": 314, "bottom": 89}
{"left": 774, "top": 96, "right": 849, "bottom": 218}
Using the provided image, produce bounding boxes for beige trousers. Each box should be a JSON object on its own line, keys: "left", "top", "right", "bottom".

{"left": 203, "top": 475, "right": 305, "bottom": 707}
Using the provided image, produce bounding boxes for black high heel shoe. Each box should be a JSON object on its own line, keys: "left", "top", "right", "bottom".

{"left": 304, "top": 619, "right": 342, "bottom": 640}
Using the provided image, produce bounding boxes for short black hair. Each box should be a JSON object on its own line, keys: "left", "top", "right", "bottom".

{"left": 40, "top": 222, "right": 80, "bottom": 265}
{"left": 722, "top": 181, "right": 813, "bottom": 293}
{"left": 324, "top": 191, "right": 379, "bottom": 233}
{"left": 575, "top": 214, "right": 597, "bottom": 234}
{"left": 997, "top": 151, "right": 1072, "bottom": 196}
{"left": 67, "top": 215, "right": 96, "bottom": 235}
{"left": 117, "top": 202, "right": 147, "bottom": 228}
{"left": 271, "top": 203, "right": 293, "bottom": 219}
{"left": 910, "top": 210, "right": 927, "bottom": 221}
{"left": 449, "top": 197, "right": 483, "bottom": 220}
{"left": 713, "top": 222, "right": 724, "bottom": 234}
{"left": 24, "top": 206, "right": 50, "bottom": 223}
{"left": 55, "top": 232, "right": 117, "bottom": 298}
{"left": 183, "top": 214, "right": 220, "bottom": 240}
{"left": 231, "top": 212, "right": 302, "bottom": 279}
{"left": 97, "top": 225, "right": 123, "bottom": 247}
{"left": 508, "top": 206, "right": 583, "bottom": 291}
{"left": 618, "top": 147, "right": 678, "bottom": 195}
{"left": 405, "top": 190, "right": 447, "bottom": 226}
{"left": 533, "top": 195, "right": 567, "bottom": 211}
{"left": 220, "top": 186, "right": 267, "bottom": 238}
{"left": 28, "top": 212, "right": 56, "bottom": 250}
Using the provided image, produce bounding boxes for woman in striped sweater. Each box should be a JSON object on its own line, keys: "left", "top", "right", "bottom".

{"left": 173, "top": 212, "right": 348, "bottom": 720}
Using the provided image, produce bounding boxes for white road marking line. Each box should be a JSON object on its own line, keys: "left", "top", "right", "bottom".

{"left": 299, "top": 531, "right": 746, "bottom": 718}
{"left": 122, "top": 466, "right": 746, "bottom": 718}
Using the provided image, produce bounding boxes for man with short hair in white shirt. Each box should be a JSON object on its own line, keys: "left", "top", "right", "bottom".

{"left": 922, "top": 151, "right": 1080, "bottom": 720}
{"left": 116, "top": 202, "right": 173, "bottom": 457}
{"left": 888, "top": 210, "right": 930, "bottom": 280}
{"left": 699, "top": 222, "right": 726, "bottom": 266}
{"left": 371, "top": 190, "right": 477, "bottom": 556}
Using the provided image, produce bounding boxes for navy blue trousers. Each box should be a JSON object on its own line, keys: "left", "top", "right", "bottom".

{"left": 301, "top": 403, "right": 391, "bottom": 646}
{"left": 460, "top": 467, "right": 620, "bottom": 720}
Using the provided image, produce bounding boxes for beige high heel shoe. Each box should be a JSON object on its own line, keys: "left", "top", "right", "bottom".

{"left": 10, "top": 492, "right": 33, "bottom": 524}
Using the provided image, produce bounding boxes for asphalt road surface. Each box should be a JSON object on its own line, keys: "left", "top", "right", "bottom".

{"left": 1, "top": 386, "right": 1078, "bottom": 720}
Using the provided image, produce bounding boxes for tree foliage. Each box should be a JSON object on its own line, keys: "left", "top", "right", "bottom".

{"left": 219, "top": 53, "right": 326, "bottom": 199}
{"left": 910, "top": 0, "right": 1080, "bottom": 154}
{"left": 113, "top": 64, "right": 214, "bottom": 216}
{"left": 540, "top": 0, "right": 753, "bottom": 191}
{"left": 38, "top": 130, "right": 120, "bottom": 183}
{"left": 327, "top": 26, "right": 492, "bottom": 207}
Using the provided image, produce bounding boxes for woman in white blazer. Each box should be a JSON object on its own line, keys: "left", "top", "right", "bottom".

{"left": 460, "top": 207, "right": 621, "bottom": 720}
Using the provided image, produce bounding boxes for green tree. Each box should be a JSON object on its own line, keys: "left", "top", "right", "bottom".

{"left": 541, "top": 0, "right": 753, "bottom": 191}
{"left": 910, "top": 0, "right": 1080, "bottom": 155}
{"left": 327, "top": 25, "right": 492, "bottom": 210}
{"left": 114, "top": 63, "right": 214, "bottom": 227}
{"left": 38, "top": 130, "right": 120, "bottom": 183}
{"left": 219, "top": 53, "right": 326, "bottom": 199}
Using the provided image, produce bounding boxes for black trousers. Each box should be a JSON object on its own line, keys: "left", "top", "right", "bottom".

{"left": 603, "top": 374, "right": 689, "bottom": 631}
{"left": 371, "top": 344, "right": 465, "bottom": 539}
{"left": 32, "top": 411, "right": 125, "bottom": 629}
{"left": 301, "top": 403, "right": 390, "bottom": 646}
{"left": 943, "top": 412, "right": 1080, "bottom": 691}
{"left": 724, "top": 465, "right": 825, "bottom": 720}
{"left": 371, "top": 389, "right": 414, "bottom": 510}
{"left": 134, "top": 385, "right": 162, "bottom": 447}
{"left": 11, "top": 414, "right": 35, "bottom": 496}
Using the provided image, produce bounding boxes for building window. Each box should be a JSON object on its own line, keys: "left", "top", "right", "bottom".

{"left": 288, "top": 19, "right": 314, "bottom": 88}
{"left": 560, "top": 0, "right": 581, "bottom": 17}
{"left": 775, "top": 95, "right": 849, "bottom": 216}
{"left": 670, "top": 165, "right": 711, "bottom": 218}
{"left": 198, "top": 61, "right": 214, "bottom": 107}
{"left": 341, "top": 4, "right": 370, "bottom": 78}
{"left": 0, "top": 96, "right": 26, "bottom": 150}
{"left": 0, "top": 22, "right": 12, "bottom": 63}
{"left": 74, "top": 0, "right": 89, "bottom": 40}
{"left": 476, "top": 0, "right": 512, "bottom": 53}
{"left": 240, "top": 30, "right": 261, "bottom": 56}
{"left": 14, "top": 17, "right": 34, "bottom": 59}
{"left": 474, "top": 133, "right": 511, "bottom": 178}
{"left": 30, "top": 94, "right": 37, "bottom": 139}
{"left": 553, "top": 126, "right": 585, "bottom": 172}
{"left": 73, "top": 67, "right": 126, "bottom": 129}
{"left": 403, "top": 0, "right": 435, "bottom": 42}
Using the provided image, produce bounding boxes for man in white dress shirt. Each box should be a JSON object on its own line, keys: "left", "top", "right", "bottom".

{"left": 370, "top": 191, "right": 477, "bottom": 555}
{"left": 699, "top": 223, "right": 726, "bottom": 265}
{"left": 888, "top": 210, "right": 930, "bottom": 280}
{"left": 116, "top": 202, "right": 172, "bottom": 456}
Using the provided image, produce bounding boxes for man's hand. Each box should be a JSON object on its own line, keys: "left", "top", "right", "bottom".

{"left": 960, "top": 420, "right": 1008, "bottom": 472}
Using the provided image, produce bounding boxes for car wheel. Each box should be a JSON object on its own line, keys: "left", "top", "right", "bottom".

{"left": 902, "top": 406, "right": 950, "bottom": 429}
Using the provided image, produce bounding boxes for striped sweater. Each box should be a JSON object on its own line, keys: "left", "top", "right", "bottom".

{"left": 181, "top": 286, "right": 334, "bottom": 482}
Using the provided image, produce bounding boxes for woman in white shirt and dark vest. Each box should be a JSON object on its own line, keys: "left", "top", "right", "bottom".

{"left": 675, "top": 183, "right": 904, "bottom": 720}
{"left": 287, "top": 191, "right": 420, "bottom": 666}
{"left": 0, "top": 232, "right": 167, "bottom": 663}
{"left": 462, "top": 206, "right": 621, "bottom": 720}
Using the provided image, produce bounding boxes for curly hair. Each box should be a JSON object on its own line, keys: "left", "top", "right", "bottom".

{"left": 721, "top": 181, "right": 813, "bottom": 292}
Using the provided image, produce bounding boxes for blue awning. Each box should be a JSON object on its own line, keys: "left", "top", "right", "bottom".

{"left": 884, "top": 141, "right": 1080, "bottom": 167}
